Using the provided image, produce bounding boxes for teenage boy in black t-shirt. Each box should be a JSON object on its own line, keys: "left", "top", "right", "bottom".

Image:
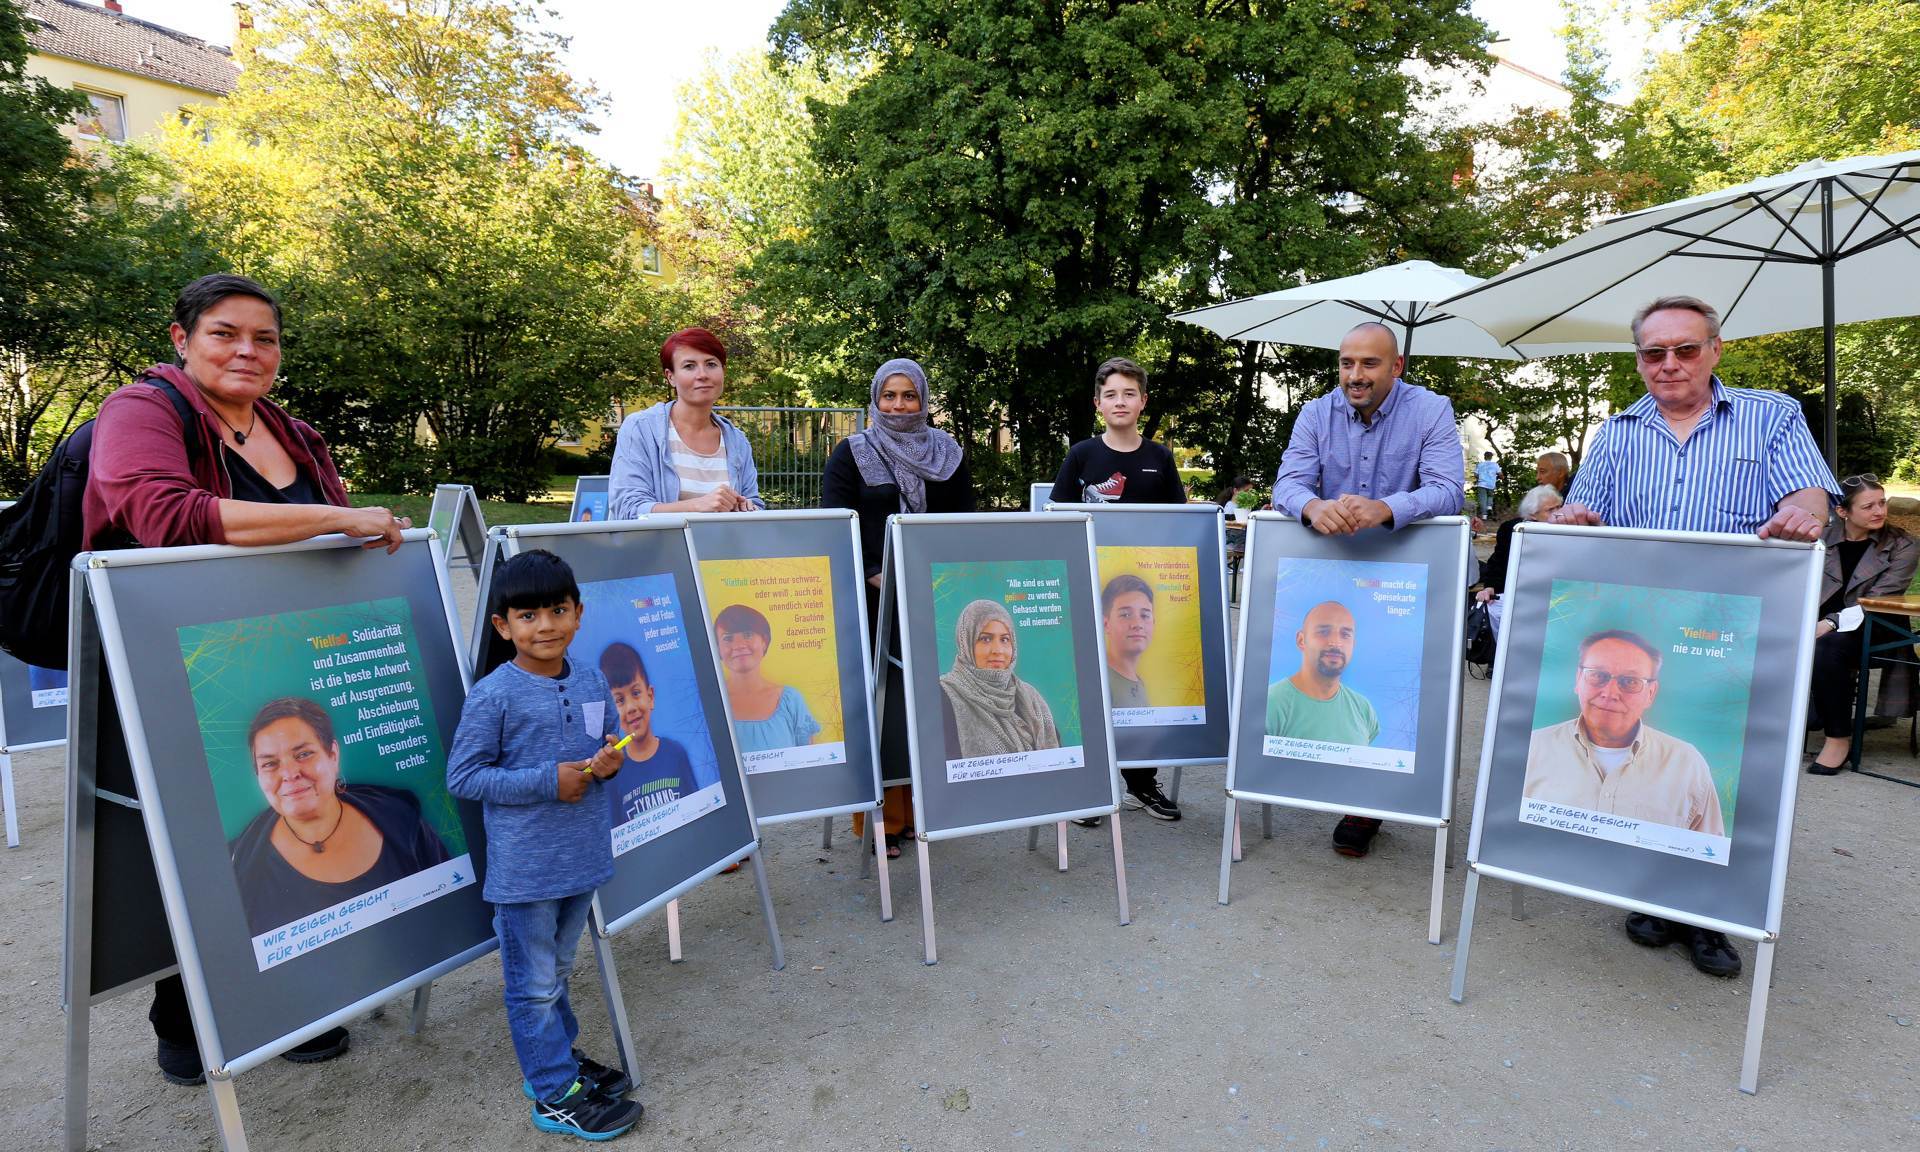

{"left": 1050, "top": 357, "right": 1185, "bottom": 822}
{"left": 1050, "top": 358, "right": 1187, "bottom": 507}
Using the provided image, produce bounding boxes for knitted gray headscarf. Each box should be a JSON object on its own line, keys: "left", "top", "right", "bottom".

{"left": 847, "top": 358, "right": 963, "bottom": 513}
{"left": 938, "top": 599, "right": 1060, "bottom": 759}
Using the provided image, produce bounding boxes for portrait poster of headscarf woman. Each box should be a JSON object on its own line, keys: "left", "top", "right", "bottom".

{"left": 932, "top": 561, "right": 1085, "bottom": 783}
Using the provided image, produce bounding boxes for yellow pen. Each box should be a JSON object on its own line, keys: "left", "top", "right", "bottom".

{"left": 585, "top": 733, "right": 632, "bottom": 775}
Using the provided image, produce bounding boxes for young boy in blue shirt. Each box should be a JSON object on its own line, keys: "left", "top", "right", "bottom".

{"left": 448, "top": 549, "right": 644, "bottom": 1141}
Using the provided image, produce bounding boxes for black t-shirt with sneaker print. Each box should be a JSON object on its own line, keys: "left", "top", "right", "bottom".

{"left": 1048, "top": 437, "right": 1185, "bottom": 507}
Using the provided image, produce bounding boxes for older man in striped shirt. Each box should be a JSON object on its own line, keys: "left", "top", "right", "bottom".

{"left": 1552, "top": 294, "right": 1838, "bottom": 979}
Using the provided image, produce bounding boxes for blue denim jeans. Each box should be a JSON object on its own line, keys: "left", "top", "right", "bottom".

{"left": 496, "top": 891, "right": 595, "bottom": 1101}
{"left": 1476, "top": 487, "right": 1495, "bottom": 518}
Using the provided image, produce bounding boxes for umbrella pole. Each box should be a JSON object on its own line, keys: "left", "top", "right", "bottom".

{"left": 1403, "top": 318, "right": 1415, "bottom": 370}
{"left": 1822, "top": 180, "right": 1838, "bottom": 468}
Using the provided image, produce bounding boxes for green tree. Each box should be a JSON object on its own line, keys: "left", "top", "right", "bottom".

{"left": 1635, "top": 0, "right": 1920, "bottom": 473}
{"left": 658, "top": 50, "right": 857, "bottom": 404}
{"left": 160, "top": 0, "right": 665, "bottom": 499}
{"left": 1454, "top": 1, "right": 1703, "bottom": 474}
{"left": 762, "top": 1, "right": 1491, "bottom": 504}
{"left": 0, "top": 0, "right": 90, "bottom": 491}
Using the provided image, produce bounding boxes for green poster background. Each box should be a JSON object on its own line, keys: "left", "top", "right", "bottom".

{"left": 1530, "top": 579, "right": 1761, "bottom": 829}
{"left": 931, "top": 559, "right": 1084, "bottom": 749}
{"left": 178, "top": 596, "right": 467, "bottom": 852}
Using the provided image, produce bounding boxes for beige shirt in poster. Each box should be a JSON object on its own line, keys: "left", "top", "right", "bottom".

{"left": 1523, "top": 719, "right": 1726, "bottom": 836}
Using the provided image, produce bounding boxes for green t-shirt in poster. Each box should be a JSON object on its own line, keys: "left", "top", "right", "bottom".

{"left": 1265, "top": 679, "right": 1379, "bottom": 747}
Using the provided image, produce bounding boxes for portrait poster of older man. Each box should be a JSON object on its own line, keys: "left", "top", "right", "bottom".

{"left": 1520, "top": 579, "right": 1763, "bottom": 866}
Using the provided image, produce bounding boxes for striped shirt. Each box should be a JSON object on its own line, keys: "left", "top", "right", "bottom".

{"left": 1568, "top": 378, "right": 1838, "bottom": 534}
{"left": 1271, "top": 379, "right": 1466, "bottom": 530}
{"left": 668, "top": 423, "right": 730, "bottom": 497}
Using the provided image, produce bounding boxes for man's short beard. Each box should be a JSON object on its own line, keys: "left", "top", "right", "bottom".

{"left": 1315, "top": 655, "right": 1346, "bottom": 679}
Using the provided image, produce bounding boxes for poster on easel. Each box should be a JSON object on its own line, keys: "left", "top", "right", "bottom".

{"left": 1450, "top": 524, "right": 1821, "bottom": 1094}
{"left": 0, "top": 650, "right": 66, "bottom": 846}
{"left": 425, "top": 483, "right": 488, "bottom": 579}
{"left": 569, "top": 475, "right": 610, "bottom": 524}
{"left": 1044, "top": 503, "right": 1231, "bottom": 767}
{"left": 475, "top": 520, "right": 776, "bottom": 943}
{"left": 62, "top": 533, "right": 496, "bottom": 1151}
{"left": 889, "top": 512, "right": 1128, "bottom": 963}
{"left": 686, "top": 510, "right": 881, "bottom": 824}
{"left": 1219, "top": 513, "right": 1469, "bottom": 944}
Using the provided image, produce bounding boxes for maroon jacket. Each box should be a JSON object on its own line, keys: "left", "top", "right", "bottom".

{"left": 82, "top": 364, "right": 351, "bottom": 550}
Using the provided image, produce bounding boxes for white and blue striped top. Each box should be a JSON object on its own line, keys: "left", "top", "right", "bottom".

{"left": 1567, "top": 377, "right": 1838, "bottom": 534}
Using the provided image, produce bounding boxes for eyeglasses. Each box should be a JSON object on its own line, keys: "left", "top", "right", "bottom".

{"left": 1578, "top": 667, "right": 1654, "bottom": 694}
{"left": 1841, "top": 473, "right": 1882, "bottom": 490}
{"left": 1634, "top": 342, "right": 1711, "bottom": 365}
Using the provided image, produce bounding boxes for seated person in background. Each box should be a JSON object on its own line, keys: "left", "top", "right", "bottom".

{"left": 1214, "top": 474, "right": 1256, "bottom": 520}
{"left": 1807, "top": 474, "right": 1917, "bottom": 774}
{"left": 1475, "top": 484, "right": 1565, "bottom": 631}
{"left": 1535, "top": 450, "right": 1572, "bottom": 496}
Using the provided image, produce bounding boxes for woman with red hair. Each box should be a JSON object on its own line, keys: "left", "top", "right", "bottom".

{"left": 609, "top": 327, "right": 765, "bottom": 518}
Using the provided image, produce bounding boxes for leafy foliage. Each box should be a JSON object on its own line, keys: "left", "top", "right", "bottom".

{"left": 157, "top": 0, "right": 668, "bottom": 499}
{"left": 760, "top": 0, "right": 1490, "bottom": 505}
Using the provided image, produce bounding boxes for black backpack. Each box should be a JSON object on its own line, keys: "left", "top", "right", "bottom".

{"left": 1464, "top": 598, "right": 1497, "bottom": 679}
{"left": 0, "top": 375, "right": 199, "bottom": 669}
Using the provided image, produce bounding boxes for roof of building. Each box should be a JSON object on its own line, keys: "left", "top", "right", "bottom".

{"left": 23, "top": 0, "right": 237, "bottom": 96}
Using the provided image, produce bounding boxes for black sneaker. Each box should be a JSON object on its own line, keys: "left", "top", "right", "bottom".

{"left": 525, "top": 1050, "right": 633, "bottom": 1101}
{"left": 1623, "top": 912, "right": 1676, "bottom": 948}
{"left": 1331, "top": 815, "right": 1381, "bottom": 857}
{"left": 156, "top": 1037, "right": 203, "bottom": 1086}
{"left": 280, "top": 1026, "right": 349, "bottom": 1064}
{"left": 1124, "top": 783, "right": 1180, "bottom": 821}
{"left": 1071, "top": 816, "right": 1104, "bottom": 828}
{"left": 1685, "top": 927, "right": 1743, "bottom": 978}
{"left": 532, "top": 1079, "right": 644, "bottom": 1141}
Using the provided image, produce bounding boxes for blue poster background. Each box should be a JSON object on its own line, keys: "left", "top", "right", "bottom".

{"left": 1265, "top": 557, "right": 1428, "bottom": 756}
{"left": 572, "top": 573, "right": 721, "bottom": 824}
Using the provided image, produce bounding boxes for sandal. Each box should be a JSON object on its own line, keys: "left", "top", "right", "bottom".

{"left": 884, "top": 833, "right": 902, "bottom": 859}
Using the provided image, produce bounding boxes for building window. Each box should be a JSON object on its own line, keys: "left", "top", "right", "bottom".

{"left": 75, "top": 90, "right": 127, "bottom": 142}
{"left": 640, "top": 245, "right": 662, "bottom": 276}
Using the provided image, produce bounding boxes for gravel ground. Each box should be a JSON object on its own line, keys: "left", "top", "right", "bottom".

{"left": 2, "top": 564, "right": 1915, "bottom": 1151}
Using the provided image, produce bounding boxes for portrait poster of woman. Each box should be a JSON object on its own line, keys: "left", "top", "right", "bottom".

{"left": 698, "top": 555, "right": 847, "bottom": 774}
{"left": 178, "top": 597, "right": 474, "bottom": 972}
{"left": 930, "top": 559, "right": 1085, "bottom": 783}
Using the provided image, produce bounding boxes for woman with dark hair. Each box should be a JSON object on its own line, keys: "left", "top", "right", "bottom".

{"left": 85, "top": 274, "right": 407, "bottom": 554}
{"left": 84, "top": 273, "right": 408, "bottom": 1084}
{"left": 608, "top": 326, "right": 765, "bottom": 518}
{"left": 714, "top": 604, "right": 821, "bottom": 754}
{"left": 822, "top": 357, "right": 972, "bottom": 855}
{"left": 230, "top": 697, "right": 450, "bottom": 938}
{"left": 1807, "top": 474, "right": 1918, "bottom": 774}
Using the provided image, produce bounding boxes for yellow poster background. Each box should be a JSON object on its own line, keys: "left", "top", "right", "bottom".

{"left": 698, "top": 555, "right": 845, "bottom": 745}
{"left": 1096, "top": 544, "right": 1206, "bottom": 708}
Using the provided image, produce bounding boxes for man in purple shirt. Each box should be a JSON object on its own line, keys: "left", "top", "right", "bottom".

{"left": 1271, "top": 322, "right": 1465, "bottom": 856}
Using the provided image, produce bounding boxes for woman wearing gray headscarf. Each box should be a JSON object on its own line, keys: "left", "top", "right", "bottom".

{"left": 938, "top": 599, "right": 1061, "bottom": 762}
{"left": 823, "top": 357, "right": 973, "bottom": 853}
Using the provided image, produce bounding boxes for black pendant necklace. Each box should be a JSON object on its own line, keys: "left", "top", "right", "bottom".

{"left": 282, "top": 801, "right": 345, "bottom": 854}
{"left": 211, "top": 404, "right": 259, "bottom": 446}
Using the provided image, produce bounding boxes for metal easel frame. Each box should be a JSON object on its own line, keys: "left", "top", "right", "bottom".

{"left": 489, "top": 521, "right": 784, "bottom": 1074}
{"left": 683, "top": 509, "right": 892, "bottom": 922}
{"left": 889, "top": 513, "right": 1131, "bottom": 965}
{"left": 1216, "top": 515, "right": 1469, "bottom": 946}
{"left": 1447, "top": 524, "right": 1822, "bottom": 1094}
{"left": 63, "top": 534, "right": 492, "bottom": 1152}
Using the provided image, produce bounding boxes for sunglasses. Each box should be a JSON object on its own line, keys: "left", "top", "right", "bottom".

{"left": 1578, "top": 667, "right": 1655, "bottom": 695}
{"left": 1633, "top": 342, "right": 1711, "bottom": 364}
{"left": 1841, "top": 473, "right": 1882, "bottom": 489}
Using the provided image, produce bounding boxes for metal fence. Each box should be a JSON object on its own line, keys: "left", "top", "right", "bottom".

{"left": 718, "top": 406, "right": 867, "bottom": 509}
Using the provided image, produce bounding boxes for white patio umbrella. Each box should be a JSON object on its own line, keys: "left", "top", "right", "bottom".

{"left": 1441, "top": 150, "right": 1920, "bottom": 464}
{"left": 1169, "top": 259, "right": 1630, "bottom": 361}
